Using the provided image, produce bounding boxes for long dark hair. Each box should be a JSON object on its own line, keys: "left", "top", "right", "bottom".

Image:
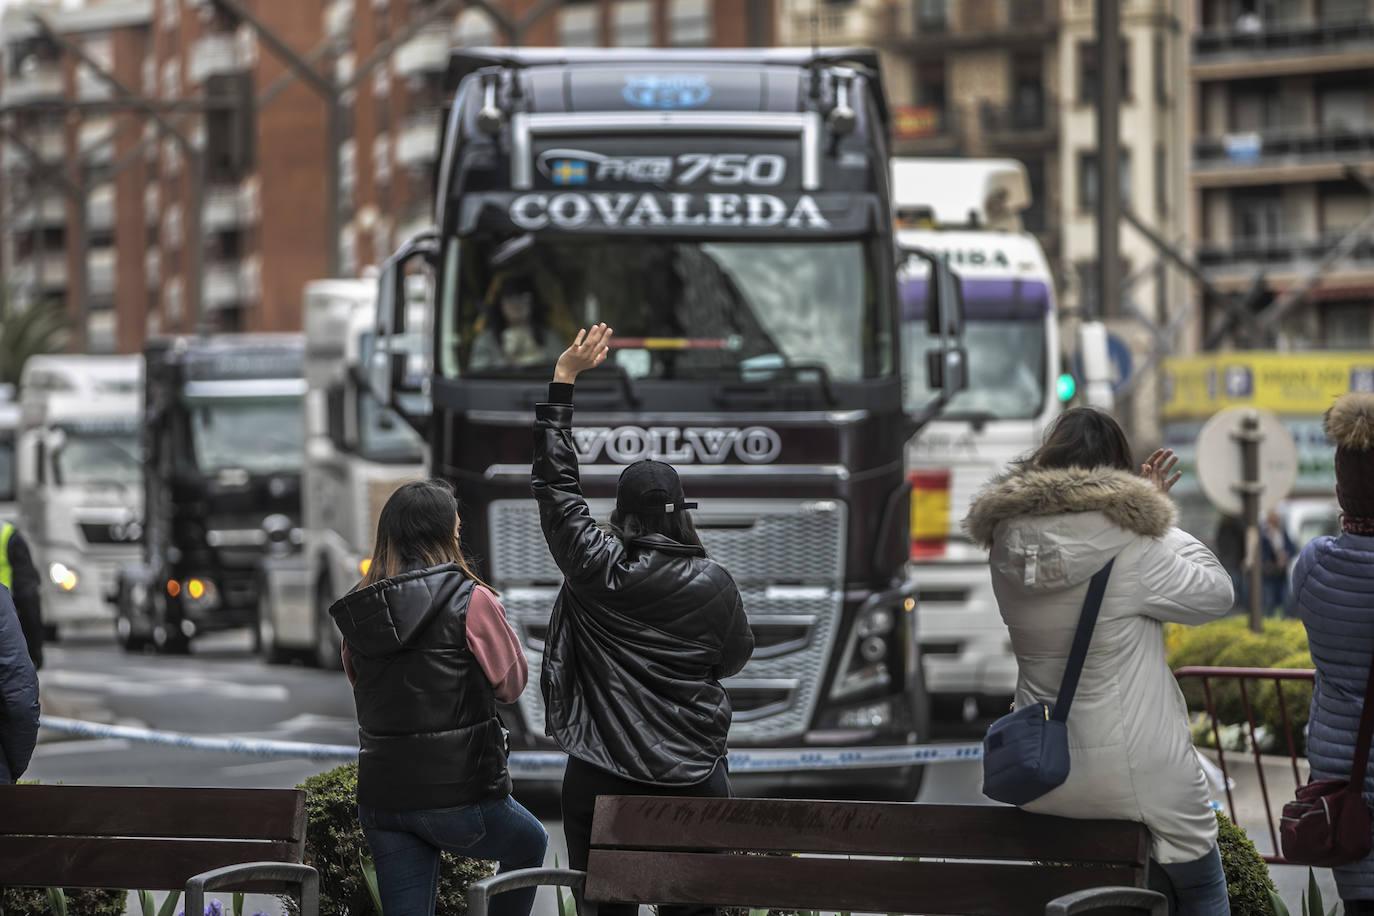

{"left": 607, "top": 508, "right": 707, "bottom": 554}
{"left": 1023, "top": 407, "right": 1133, "bottom": 472}
{"left": 359, "top": 479, "right": 495, "bottom": 593}
{"left": 483, "top": 277, "right": 549, "bottom": 346}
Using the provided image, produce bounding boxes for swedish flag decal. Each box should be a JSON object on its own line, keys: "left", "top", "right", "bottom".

{"left": 551, "top": 159, "right": 589, "bottom": 185}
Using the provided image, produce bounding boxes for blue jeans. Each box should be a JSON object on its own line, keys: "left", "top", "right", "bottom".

{"left": 1149, "top": 844, "right": 1231, "bottom": 916}
{"left": 359, "top": 795, "right": 548, "bottom": 916}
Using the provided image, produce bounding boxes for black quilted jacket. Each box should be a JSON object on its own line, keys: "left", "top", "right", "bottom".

{"left": 532, "top": 401, "right": 754, "bottom": 785}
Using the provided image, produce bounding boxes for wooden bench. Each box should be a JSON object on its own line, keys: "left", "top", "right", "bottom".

{"left": 0, "top": 785, "right": 319, "bottom": 916}
{"left": 468, "top": 797, "right": 1167, "bottom": 916}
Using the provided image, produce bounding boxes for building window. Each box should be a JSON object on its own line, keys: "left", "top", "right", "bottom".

{"left": 454, "top": 8, "right": 495, "bottom": 46}
{"left": 1078, "top": 149, "right": 1132, "bottom": 212}
{"left": 668, "top": 0, "right": 711, "bottom": 47}
{"left": 1153, "top": 34, "right": 1167, "bottom": 104}
{"left": 559, "top": 3, "right": 600, "bottom": 47}
{"left": 1319, "top": 84, "right": 1370, "bottom": 132}
{"left": 614, "top": 0, "right": 654, "bottom": 47}
{"left": 1078, "top": 40, "right": 1131, "bottom": 105}
{"left": 1154, "top": 143, "right": 1167, "bottom": 217}
{"left": 1323, "top": 303, "right": 1373, "bottom": 348}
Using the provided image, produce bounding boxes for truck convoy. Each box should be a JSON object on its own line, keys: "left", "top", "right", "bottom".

{"left": 115, "top": 335, "right": 305, "bottom": 653}
{"left": 367, "top": 48, "right": 967, "bottom": 796}
{"left": 16, "top": 355, "right": 143, "bottom": 638}
{"left": 256, "top": 280, "right": 425, "bottom": 667}
{"left": 893, "top": 158, "right": 1061, "bottom": 720}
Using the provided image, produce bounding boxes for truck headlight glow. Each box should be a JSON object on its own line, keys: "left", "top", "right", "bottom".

{"left": 49, "top": 563, "right": 78, "bottom": 592}
{"left": 358, "top": 558, "right": 372, "bottom": 577}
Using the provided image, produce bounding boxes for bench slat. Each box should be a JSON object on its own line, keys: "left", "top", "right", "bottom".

{"left": 0, "top": 786, "right": 306, "bottom": 843}
{"left": 0, "top": 837, "right": 302, "bottom": 890}
{"left": 591, "top": 797, "right": 1151, "bottom": 864}
{"left": 584, "top": 850, "right": 1144, "bottom": 916}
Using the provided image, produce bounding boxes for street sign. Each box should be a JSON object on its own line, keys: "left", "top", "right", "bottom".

{"left": 1105, "top": 332, "right": 1133, "bottom": 393}
{"left": 1195, "top": 406, "right": 1299, "bottom": 517}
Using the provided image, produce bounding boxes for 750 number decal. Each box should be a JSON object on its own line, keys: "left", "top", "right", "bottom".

{"left": 676, "top": 153, "right": 786, "bottom": 187}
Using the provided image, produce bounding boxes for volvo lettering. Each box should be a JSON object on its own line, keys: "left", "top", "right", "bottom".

{"left": 369, "top": 48, "right": 966, "bottom": 797}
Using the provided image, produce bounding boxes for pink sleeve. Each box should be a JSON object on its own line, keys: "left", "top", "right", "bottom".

{"left": 466, "top": 586, "right": 529, "bottom": 703}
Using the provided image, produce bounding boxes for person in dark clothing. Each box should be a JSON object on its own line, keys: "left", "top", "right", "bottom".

{"left": 329, "top": 480, "right": 546, "bottom": 916}
{"left": 0, "top": 584, "right": 39, "bottom": 784}
{"left": 1, "top": 522, "right": 43, "bottom": 669}
{"left": 1259, "top": 508, "right": 1297, "bottom": 616}
{"left": 532, "top": 323, "right": 754, "bottom": 916}
{"left": 1213, "top": 514, "right": 1246, "bottom": 610}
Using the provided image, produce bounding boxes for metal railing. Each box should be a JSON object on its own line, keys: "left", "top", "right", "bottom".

{"left": 1194, "top": 128, "right": 1374, "bottom": 168}
{"left": 978, "top": 97, "right": 1057, "bottom": 137}
{"left": 1194, "top": 19, "right": 1374, "bottom": 61}
{"left": 1174, "top": 666, "right": 1314, "bottom": 865}
{"left": 1197, "top": 234, "right": 1374, "bottom": 272}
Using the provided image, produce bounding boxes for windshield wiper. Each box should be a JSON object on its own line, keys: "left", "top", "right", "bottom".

{"left": 577, "top": 363, "right": 640, "bottom": 408}
{"left": 733, "top": 358, "right": 837, "bottom": 406}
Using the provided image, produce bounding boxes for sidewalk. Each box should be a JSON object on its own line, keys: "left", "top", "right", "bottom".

{"left": 1204, "top": 749, "right": 1341, "bottom": 909}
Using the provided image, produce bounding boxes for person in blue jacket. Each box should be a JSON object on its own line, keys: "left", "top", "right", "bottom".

{"left": 0, "top": 584, "right": 40, "bottom": 784}
{"left": 1295, "top": 391, "right": 1374, "bottom": 914}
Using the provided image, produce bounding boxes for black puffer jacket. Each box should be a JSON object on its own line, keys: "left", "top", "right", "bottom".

{"left": 330, "top": 565, "right": 511, "bottom": 810}
{"left": 533, "top": 401, "right": 754, "bottom": 785}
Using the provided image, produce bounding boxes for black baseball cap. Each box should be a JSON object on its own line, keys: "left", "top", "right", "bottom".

{"left": 616, "top": 460, "right": 698, "bottom": 516}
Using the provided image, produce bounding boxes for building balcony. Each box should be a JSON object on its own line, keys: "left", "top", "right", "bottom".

{"left": 1192, "top": 21, "right": 1374, "bottom": 80}
{"left": 188, "top": 33, "right": 245, "bottom": 84}
{"left": 374, "top": 134, "right": 392, "bottom": 184}
{"left": 76, "top": 68, "right": 112, "bottom": 102}
{"left": 892, "top": 104, "right": 964, "bottom": 156}
{"left": 145, "top": 249, "right": 160, "bottom": 288}
{"left": 1193, "top": 129, "right": 1374, "bottom": 186}
{"left": 203, "top": 261, "right": 251, "bottom": 311}
{"left": 87, "top": 247, "right": 116, "bottom": 299}
{"left": 395, "top": 110, "right": 441, "bottom": 167}
{"left": 783, "top": 2, "right": 873, "bottom": 45}
{"left": 1, "top": 62, "right": 64, "bottom": 106}
{"left": 79, "top": 120, "right": 114, "bottom": 164}
{"left": 1198, "top": 233, "right": 1374, "bottom": 282}
{"left": 325, "top": 0, "right": 353, "bottom": 40}
{"left": 86, "top": 184, "right": 115, "bottom": 232}
{"left": 12, "top": 194, "right": 67, "bottom": 231}
{"left": 14, "top": 253, "right": 70, "bottom": 292}
{"left": 3, "top": 127, "right": 64, "bottom": 171}
{"left": 394, "top": 26, "right": 449, "bottom": 78}
{"left": 202, "top": 183, "right": 251, "bottom": 233}
{"left": 978, "top": 97, "right": 1058, "bottom": 148}
{"left": 876, "top": 0, "right": 1057, "bottom": 51}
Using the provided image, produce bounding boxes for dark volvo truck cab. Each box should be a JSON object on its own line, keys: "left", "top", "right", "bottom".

{"left": 370, "top": 48, "right": 965, "bottom": 796}
{"left": 116, "top": 335, "right": 306, "bottom": 654}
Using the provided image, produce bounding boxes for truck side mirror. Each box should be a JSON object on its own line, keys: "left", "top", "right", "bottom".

{"left": 898, "top": 244, "right": 968, "bottom": 397}
{"left": 371, "top": 232, "right": 438, "bottom": 423}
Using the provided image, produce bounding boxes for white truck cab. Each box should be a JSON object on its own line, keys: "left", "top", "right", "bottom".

{"left": 0, "top": 386, "right": 19, "bottom": 526}
{"left": 16, "top": 355, "right": 143, "bottom": 636}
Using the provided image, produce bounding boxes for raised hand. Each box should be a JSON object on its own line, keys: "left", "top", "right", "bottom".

{"left": 554, "top": 323, "right": 613, "bottom": 384}
{"left": 1141, "top": 448, "right": 1181, "bottom": 493}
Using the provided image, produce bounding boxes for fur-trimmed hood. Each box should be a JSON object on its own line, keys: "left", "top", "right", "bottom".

{"left": 965, "top": 466, "right": 1177, "bottom": 548}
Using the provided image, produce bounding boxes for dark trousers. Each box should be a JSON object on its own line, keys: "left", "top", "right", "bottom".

{"left": 561, "top": 755, "right": 731, "bottom": 916}
{"left": 1345, "top": 901, "right": 1374, "bottom": 915}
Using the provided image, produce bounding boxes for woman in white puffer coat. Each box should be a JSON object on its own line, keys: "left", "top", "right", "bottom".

{"left": 965, "top": 408, "right": 1235, "bottom": 916}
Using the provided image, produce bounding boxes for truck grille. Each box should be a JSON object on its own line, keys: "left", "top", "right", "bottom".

{"left": 488, "top": 497, "right": 845, "bottom": 744}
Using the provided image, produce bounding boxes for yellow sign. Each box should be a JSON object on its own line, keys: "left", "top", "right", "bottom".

{"left": 1161, "top": 351, "right": 1374, "bottom": 420}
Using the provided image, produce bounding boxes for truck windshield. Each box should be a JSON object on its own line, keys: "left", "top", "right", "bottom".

{"left": 187, "top": 396, "right": 304, "bottom": 475}
{"left": 53, "top": 428, "right": 141, "bottom": 488}
{"left": 443, "top": 237, "right": 894, "bottom": 382}
{"left": 901, "top": 272, "right": 1051, "bottom": 421}
{"left": 0, "top": 437, "right": 14, "bottom": 502}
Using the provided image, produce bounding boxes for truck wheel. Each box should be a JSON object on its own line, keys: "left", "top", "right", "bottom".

{"left": 115, "top": 613, "right": 147, "bottom": 653}
{"left": 152, "top": 623, "right": 190, "bottom": 655}
{"left": 313, "top": 579, "right": 343, "bottom": 671}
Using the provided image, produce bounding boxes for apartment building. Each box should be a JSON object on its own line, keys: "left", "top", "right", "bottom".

{"left": 1191, "top": 0, "right": 1374, "bottom": 350}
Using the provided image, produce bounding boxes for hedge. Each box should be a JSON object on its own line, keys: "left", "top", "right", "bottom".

{"left": 0, "top": 888, "right": 127, "bottom": 916}
{"left": 1219, "top": 809, "right": 1276, "bottom": 916}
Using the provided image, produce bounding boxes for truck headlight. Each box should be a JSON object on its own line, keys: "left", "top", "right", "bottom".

{"left": 829, "top": 598, "right": 907, "bottom": 701}
{"left": 181, "top": 578, "right": 219, "bottom": 611}
{"left": 49, "top": 563, "right": 78, "bottom": 592}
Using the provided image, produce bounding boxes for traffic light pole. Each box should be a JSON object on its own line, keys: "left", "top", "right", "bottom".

{"left": 1096, "top": 0, "right": 1121, "bottom": 323}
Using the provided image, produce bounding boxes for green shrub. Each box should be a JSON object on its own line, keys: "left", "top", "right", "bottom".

{"left": 291, "top": 763, "right": 495, "bottom": 916}
{"left": 0, "top": 888, "right": 127, "bottom": 916}
{"left": 1218, "top": 809, "right": 1275, "bottom": 916}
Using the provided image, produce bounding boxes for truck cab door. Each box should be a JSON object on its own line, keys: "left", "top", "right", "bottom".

{"left": 897, "top": 244, "right": 968, "bottom": 426}
{"left": 370, "top": 233, "right": 439, "bottom": 435}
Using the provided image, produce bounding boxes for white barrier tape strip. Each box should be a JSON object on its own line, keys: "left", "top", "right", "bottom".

{"left": 40, "top": 716, "right": 984, "bottom": 775}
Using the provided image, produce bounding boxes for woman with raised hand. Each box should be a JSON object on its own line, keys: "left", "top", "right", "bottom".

{"left": 532, "top": 323, "right": 754, "bottom": 916}
{"left": 965, "top": 408, "right": 1234, "bottom": 916}
{"left": 330, "top": 479, "right": 547, "bottom": 916}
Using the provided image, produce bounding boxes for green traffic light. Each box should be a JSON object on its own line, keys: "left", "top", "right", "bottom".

{"left": 1056, "top": 373, "right": 1076, "bottom": 402}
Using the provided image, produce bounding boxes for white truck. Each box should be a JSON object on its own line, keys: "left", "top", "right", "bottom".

{"left": 0, "top": 385, "right": 18, "bottom": 526}
{"left": 894, "top": 158, "right": 1062, "bottom": 720}
{"left": 16, "top": 355, "right": 143, "bottom": 637}
{"left": 257, "top": 279, "right": 426, "bottom": 667}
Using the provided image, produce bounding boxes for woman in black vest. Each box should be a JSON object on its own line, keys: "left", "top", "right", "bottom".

{"left": 533, "top": 324, "right": 755, "bottom": 916}
{"left": 330, "top": 480, "right": 547, "bottom": 916}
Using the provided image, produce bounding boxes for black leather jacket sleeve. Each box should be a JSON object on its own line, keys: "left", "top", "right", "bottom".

{"left": 714, "top": 589, "right": 754, "bottom": 680}
{"left": 7, "top": 533, "right": 43, "bottom": 670}
{"left": 531, "top": 400, "right": 622, "bottom": 586}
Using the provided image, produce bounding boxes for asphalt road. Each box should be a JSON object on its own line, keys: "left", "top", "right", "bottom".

{"left": 26, "top": 628, "right": 1330, "bottom": 915}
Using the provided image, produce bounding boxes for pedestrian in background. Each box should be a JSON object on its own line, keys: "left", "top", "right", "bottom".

{"left": 966, "top": 408, "right": 1234, "bottom": 916}
{"left": 1259, "top": 508, "right": 1297, "bottom": 616}
{"left": 1292, "top": 392, "right": 1374, "bottom": 916}
{"left": 1213, "top": 513, "right": 1246, "bottom": 609}
{"left": 329, "top": 480, "right": 547, "bottom": 916}
{"left": 0, "top": 584, "right": 39, "bottom": 785}
{"left": 1, "top": 521, "right": 43, "bottom": 670}
{"left": 533, "top": 324, "right": 754, "bottom": 916}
